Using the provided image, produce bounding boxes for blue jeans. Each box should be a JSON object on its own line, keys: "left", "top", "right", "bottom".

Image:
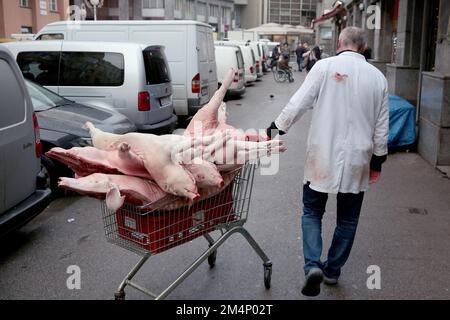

{"left": 301, "top": 183, "right": 364, "bottom": 279}
{"left": 297, "top": 57, "right": 303, "bottom": 70}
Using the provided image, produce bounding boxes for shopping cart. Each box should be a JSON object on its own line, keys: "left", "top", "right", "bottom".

{"left": 101, "top": 161, "right": 272, "bottom": 300}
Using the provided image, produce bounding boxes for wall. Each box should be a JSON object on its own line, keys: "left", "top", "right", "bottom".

{"left": 0, "top": 0, "right": 69, "bottom": 37}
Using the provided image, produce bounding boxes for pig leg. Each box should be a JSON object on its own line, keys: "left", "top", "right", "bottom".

{"left": 106, "top": 185, "right": 125, "bottom": 212}
{"left": 86, "top": 122, "right": 123, "bottom": 151}
{"left": 186, "top": 69, "right": 234, "bottom": 131}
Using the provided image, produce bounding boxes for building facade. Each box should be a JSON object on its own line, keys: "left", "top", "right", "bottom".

{"left": 267, "top": 0, "right": 319, "bottom": 27}
{"left": 233, "top": 0, "right": 265, "bottom": 30}
{"left": 70, "top": 0, "right": 234, "bottom": 38}
{"left": 314, "top": 0, "right": 450, "bottom": 167}
{"left": 0, "top": 0, "right": 69, "bottom": 38}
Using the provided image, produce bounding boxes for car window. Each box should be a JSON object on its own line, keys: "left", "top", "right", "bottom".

{"left": 143, "top": 47, "right": 171, "bottom": 85}
{"left": 60, "top": 52, "right": 124, "bottom": 87}
{"left": 0, "top": 59, "right": 26, "bottom": 128}
{"left": 25, "top": 79, "right": 68, "bottom": 111}
{"left": 250, "top": 49, "right": 256, "bottom": 64}
{"left": 17, "top": 52, "right": 61, "bottom": 86}
{"left": 37, "top": 33, "right": 64, "bottom": 40}
{"left": 236, "top": 50, "right": 244, "bottom": 69}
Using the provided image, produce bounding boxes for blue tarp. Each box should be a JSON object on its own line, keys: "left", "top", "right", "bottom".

{"left": 388, "top": 95, "right": 416, "bottom": 148}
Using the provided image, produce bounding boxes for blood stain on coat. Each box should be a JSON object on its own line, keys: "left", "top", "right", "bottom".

{"left": 333, "top": 72, "right": 348, "bottom": 82}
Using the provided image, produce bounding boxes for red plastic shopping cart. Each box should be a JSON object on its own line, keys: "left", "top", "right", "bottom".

{"left": 101, "top": 161, "right": 272, "bottom": 300}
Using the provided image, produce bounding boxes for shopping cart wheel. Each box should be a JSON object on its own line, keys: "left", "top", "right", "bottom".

{"left": 208, "top": 250, "right": 217, "bottom": 268}
{"left": 114, "top": 291, "right": 126, "bottom": 300}
{"left": 264, "top": 265, "right": 272, "bottom": 289}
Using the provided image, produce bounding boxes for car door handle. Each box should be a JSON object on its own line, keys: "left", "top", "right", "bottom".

{"left": 209, "top": 70, "right": 213, "bottom": 73}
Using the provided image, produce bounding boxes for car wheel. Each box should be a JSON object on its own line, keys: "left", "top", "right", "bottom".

{"left": 39, "top": 155, "right": 62, "bottom": 197}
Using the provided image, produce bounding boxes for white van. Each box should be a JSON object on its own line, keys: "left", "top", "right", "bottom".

{"left": 2, "top": 41, "right": 177, "bottom": 133}
{"left": 214, "top": 46, "right": 245, "bottom": 97}
{"left": 226, "top": 40, "right": 263, "bottom": 79}
{"left": 216, "top": 41, "right": 257, "bottom": 84}
{"left": 35, "top": 20, "right": 218, "bottom": 119}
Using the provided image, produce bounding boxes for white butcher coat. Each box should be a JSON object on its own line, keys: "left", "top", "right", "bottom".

{"left": 275, "top": 51, "right": 389, "bottom": 194}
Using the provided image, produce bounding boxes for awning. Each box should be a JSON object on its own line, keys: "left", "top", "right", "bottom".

{"left": 312, "top": 2, "right": 346, "bottom": 26}
{"left": 246, "top": 23, "right": 314, "bottom": 36}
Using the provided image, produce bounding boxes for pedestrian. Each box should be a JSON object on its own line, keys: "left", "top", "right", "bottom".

{"left": 281, "top": 42, "right": 290, "bottom": 59}
{"left": 362, "top": 46, "right": 372, "bottom": 61}
{"left": 266, "top": 26, "right": 389, "bottom": 297}
{"left": 272, "top": 44, "right": 281, "bottom": 61}
{"left": 270, "top": 44, "right": 281, "bottom": 69}
{"left": 295, "top": 42, "right": 307, "bottom": 72}
{"left": 303, "top": 45, "right": 322, "bottom": 72}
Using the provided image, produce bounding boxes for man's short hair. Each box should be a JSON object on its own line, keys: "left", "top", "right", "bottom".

{"left": 339, "top": 27, "right": 367, "bottom": 51}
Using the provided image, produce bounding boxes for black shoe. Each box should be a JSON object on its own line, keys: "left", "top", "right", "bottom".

{"left": 301, "top": 268, "right": 323, "bottom": 297}
{"left": 323, "top": 274, "right": 338, "bottom": 286}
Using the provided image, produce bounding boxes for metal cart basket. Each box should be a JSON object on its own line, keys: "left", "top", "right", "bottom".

{"left": 101, "top": 161, "right": 272, "bottom": 300}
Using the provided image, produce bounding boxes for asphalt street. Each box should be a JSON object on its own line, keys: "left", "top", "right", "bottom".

{"left": 1, "top": 70, "right": 450, "bottom": 300}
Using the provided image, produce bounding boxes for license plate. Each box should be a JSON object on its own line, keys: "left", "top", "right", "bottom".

{"left": 201, "top": 87, "right": 208, "bottom": 96}
{"left": 160, "top": 96, "right": 172, "bottom": 107}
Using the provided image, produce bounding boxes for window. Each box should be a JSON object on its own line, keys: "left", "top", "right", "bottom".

{"left": 21, "top": 26, "right": 32, "bottom": 34}
{"left": 25, "top": 79, "right": 67, "bottom": 112}
{"left": 197, "top": 2, "right": 206, "bottom": 16}
{"left": 49, "top": 0, "right": 58, "bottom": 11}
{"left": 236, "top": 50, "right": 244, "bottom": 69}
{"left": 175, "top": 0, "right": 183, "bottom": 11}
{"left": 186, "top": 0, "right": 195, "bottom": 18}
{"left": 19, "top": 0, "right": 29, "bottom": 8}
{"left": 143, "top": 0, "right": 165, "bottom": 9}
{"left": 143, "top": 47, "right": 171, "bottom": 85}
{"left": 36, "top": 33, "right": 64, "bottom": 40}
{"left": 17, "top": 52, "right": 61, "bottom": 86}
{"left": 209, "top": 4, "right": 219, "bottom": 17}
{"left": 60, "top": 52, "right": 124, "bottom": 87}
{"left": 0, "top": 59, "right": 25, "bottom": 128}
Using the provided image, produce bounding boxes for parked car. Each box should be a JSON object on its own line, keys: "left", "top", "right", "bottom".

{"left": 214, "top": 45, "right": 245, "bottom": 97}
{"left": 1, "top": 40, "right": 177, "bottom": 133}
{"left": 34, "top": 20, "right": 218, "bottom": 121}
{"left": 238, "top": 41, "right": 264, "bottom": 79}
{"left": 0, "top": 46, "right": 51, "bottom": 237}
{"left": 265, "top": 41, "right": 281, "bottom": 58}
{"left": 25, "top": 79, "right": 137, "bottom": 193}
{"left": 258, "top": 41, "right": 270, "bottom": 72}
{"left": 215, "top": 41, "right": 257, "bottom": 85}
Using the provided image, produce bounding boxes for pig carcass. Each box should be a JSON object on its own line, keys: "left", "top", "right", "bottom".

{"left": 53, "top": 67, "right": 286, "bottom": 209}
{"left": 46, "top": 146, "right": 224, "bottom": 189}
{"left": 59, "top": 169, "right": 240, "bottom": 212}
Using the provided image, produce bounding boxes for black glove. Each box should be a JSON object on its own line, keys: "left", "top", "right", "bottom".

{"left": 370, "top": 154, "right": 387, "bottom": 172}
{"left": 266, "top": 122, "right": 286, "bottom": 139}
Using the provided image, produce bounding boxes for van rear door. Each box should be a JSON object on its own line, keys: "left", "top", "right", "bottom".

{"left": 197, "top": 28, "right": 217, "bottom": 105}
{"left": 0, "top": 51, "right": 38, "bottom": 213}
{"left": 142, "top": 46, "right": 173, "bottom": 123}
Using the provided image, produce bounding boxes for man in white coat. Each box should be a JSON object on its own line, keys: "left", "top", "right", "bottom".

{"left": 266, "top": 27, "right": 389, "bottom": 296}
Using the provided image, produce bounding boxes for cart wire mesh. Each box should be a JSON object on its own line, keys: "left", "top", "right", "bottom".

{"left": 101, "top": 162, "right": 257, "bottom": 256}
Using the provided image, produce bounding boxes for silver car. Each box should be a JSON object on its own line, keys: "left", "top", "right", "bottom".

{"left": 0, "top": 46, "right": 51, "bottom": 237}
{"left": 2, "top": 41, "right": 178, "bottom": 133}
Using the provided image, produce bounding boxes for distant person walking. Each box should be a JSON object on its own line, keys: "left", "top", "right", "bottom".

{"left": 266, "top": 27, "right": 389, "bottom": 297}
{"left": 303, "top": 45, "right": 322, "bottom": 72}
{"left": 296, "top": 43, "right": 308, "bottom": 72}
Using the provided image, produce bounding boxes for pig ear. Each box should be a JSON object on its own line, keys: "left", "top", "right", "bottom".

{"left": 106, "top": 185, "right": 125, "bottom": 212}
